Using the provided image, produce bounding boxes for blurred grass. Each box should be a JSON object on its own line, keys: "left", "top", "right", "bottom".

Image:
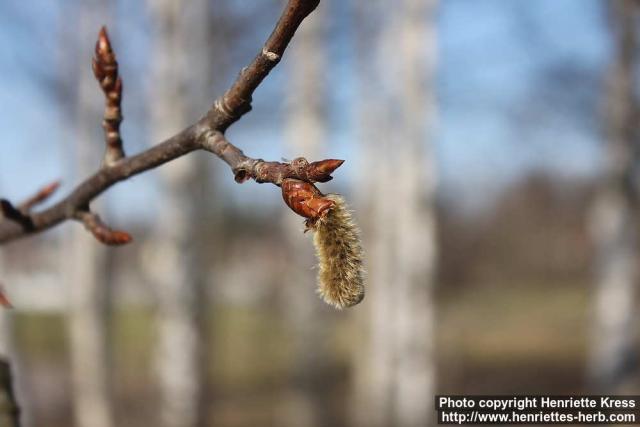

{"left": 13, "top": 281, "right": 593, "bottom": 425}
{"left": 14, "top": 312, "right": 67, "bottom": 362}
{"left": 211, "top": 305, "right": 291, "bottom": 388}
{"left": 11, "top": 306, "right": 292, "bottom": 381}
{"left": 437, "top": 281, "right": 590, "bottom": 393}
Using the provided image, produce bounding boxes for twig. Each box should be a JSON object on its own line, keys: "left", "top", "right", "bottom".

{"left": 200, "top": 131, "right": 342, "bottom": 184}
{"left": 17, "top": 181, "right": 60, "bottom": 213}
{"left": 0, "top": 201, "right": 32, "bottom": 232}
{"left": 75, "top": 210, "right": 132, "bottom": 246}
{"left": 0, "top": 0, "right": 326, "bottom": 245}
{"left": 92, "top": 26, "right": 125, "bottom": 166}
{"left": 209, "top": 0, "right": 322, "bottom": 130}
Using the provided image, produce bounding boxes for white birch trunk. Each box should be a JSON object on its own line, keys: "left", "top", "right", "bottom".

{"left": 281, "top": 5, "right": 330, "bottom": 427}
{"left": 66, "top": 2, "right": 114, "bottom": 427}
{"left": 393, "top": 1, "right": 438, "bottom": 425}
{"left": 146, "top": 1, "right": 210, "bottom": 426}
{"left": 0, "top": 258, "right": 29, "bottom": 427}
{"left": 588, "top": 0, "right": 639, "bottom": 392}
{"left": 354, "top": 1, "right": 438, "bottom": 426}
{"left": 68, "top": 233, "right": 113, "bottom": 427}
{"left": 352, "top": 1, "right": 396, "bottom": 426}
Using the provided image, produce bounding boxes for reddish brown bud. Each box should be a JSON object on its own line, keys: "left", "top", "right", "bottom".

{"left": 0, "top": 286, "right": 12, "bottom": 309}
{"left": 92, "top": 57, "right": 105, "bottom": 81}
{"left": 113, "top": 76, "right": 123, "bottom": 98}
{"left": 282, "top": 178, "right": 336, "bottom": 221}
{"left": 97, "top": 26, "right": 110, "bottom": 50}
{"left": 14, "top": 180, "right": 61, "bottom": 213}
{"left": 93, "top": 26, "right": 118, "bottom": 93}
{"left": 39, "top": 181, "right": 61, "bottom": 199}
{"left": 96, "top": 26, "right": 114, "bottom": 60}
{"left": 104, "top": 230, "right": 133, "bottom": 245}
{"left": 78, "top": 211, "right": 133, "bottom": 246}
{"left": 90, "top": 226, "right": 132, "bottom": 246}
{"left": 307, "top": 159, "right": 344, "bottom": 182}
{"left": 93, "top": 25, "right": 125, "bottom": 165}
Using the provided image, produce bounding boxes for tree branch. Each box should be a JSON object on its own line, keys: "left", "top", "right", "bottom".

{"left": 200, "top": 131, "right": 343, "bottom": 184}
{"left": 0, "top": 0, "right": 330, "bottom": 245}
{"left": 208, "top": 0, "right": 321, "bottom": 130}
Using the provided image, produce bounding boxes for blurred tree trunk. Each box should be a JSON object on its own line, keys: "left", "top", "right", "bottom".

{"left": 0, "top": 259, "right": 26, "bottom": 427}
{"left": 280, "top": 5, "right": 332, "bottom": 427}
{"left": 0, "top": 359, "right": 20, "bottom": 427}
{"left": 0, "top": 175, "right": 31, "bottom": 427}
{"left": 389, "top": 1, "right": 439, "bottom": 425}
{"left": 589, "top": 0, "right": 640, "bottom": 392}
{"left": 393, "top": 1, "right": 438, "bottom": 425}
{"left": 68, "top": 221, "right": 113, "bottom": 427}
{"left": 352, "top": 1, "right": 396, "bottom": 426}
{"left": 353, "top": 0, "right": 438, "bottom": 426}
{"left": 146, "top": 2, "right": 212, "bottom": 426}
{"left": 0, "top": 258, "right": 11, "bottom": 362}
{"left": 66, "top": 2, "right": 115, "bottom": 427}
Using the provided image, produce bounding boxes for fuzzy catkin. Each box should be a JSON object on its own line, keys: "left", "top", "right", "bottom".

{"left": 310, "top": 194, "right": 365, "bottom": 309}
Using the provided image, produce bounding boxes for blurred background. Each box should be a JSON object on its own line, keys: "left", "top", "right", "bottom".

{"left": 0, "top": 0, "right": 639, "bottom": 426}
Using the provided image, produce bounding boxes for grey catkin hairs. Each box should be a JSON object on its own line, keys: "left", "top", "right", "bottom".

{"left": 308, "top": 194, "right": 365, "bottom": 309}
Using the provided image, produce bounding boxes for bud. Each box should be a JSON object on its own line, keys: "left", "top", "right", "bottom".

{"left": 281, "top": 178, "right": 335, "bottom": 221}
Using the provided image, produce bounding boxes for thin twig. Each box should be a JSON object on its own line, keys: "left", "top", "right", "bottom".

{"left": 75, "top": 210, "right": 132, "bottom": 246}
{"left": 200, "top": 131, "right": 343, "bottom": 184}
{"left": 0, "top": 200, "right": 32, "bottom": 232}
{"left": 92, "top": 26, "right": 125, "bottom": 167}
{"left": 209, "top": 0, "right": 322, "bottom": 130}
{"left": 17, "top": 181, "right": 60, "bottom": 213}
{"left": 0, "top": 0, "right": 326, "bottom": 245}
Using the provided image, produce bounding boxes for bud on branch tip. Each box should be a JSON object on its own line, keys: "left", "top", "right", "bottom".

{"left": 93, "top": 25, "right": 125, "bottom": 166}
{"left": 77, "top": 211, "right": 132, "bottom": 246}
{"left": 307, "top": 159, "right": 344, "bottom": 182}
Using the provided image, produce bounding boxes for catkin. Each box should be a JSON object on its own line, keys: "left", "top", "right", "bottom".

{"left": 309, "top": 194, "right": 365, "bottom": 309}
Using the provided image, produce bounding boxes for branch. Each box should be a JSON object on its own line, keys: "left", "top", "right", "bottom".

{"left": 200, "top": 131, "right": 343, "bottom": 184}
{"left": 0, "top": 181, "right": 60, "bottom": 231}
{"left": 0, "top": 0, "right": 327, "bottom": 245}
{"left": 207, "top": 0, "right": 322, "bottom": 130}
{"left": 0, "top": 200, "right": 32, "bottom": 232}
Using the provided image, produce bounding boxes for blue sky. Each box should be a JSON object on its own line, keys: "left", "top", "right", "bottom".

{"left": 0, "top": 0, "right": 612, "bottom": 223}
{"left": 437, "top": 0, "right": 608, "bottom": 209}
